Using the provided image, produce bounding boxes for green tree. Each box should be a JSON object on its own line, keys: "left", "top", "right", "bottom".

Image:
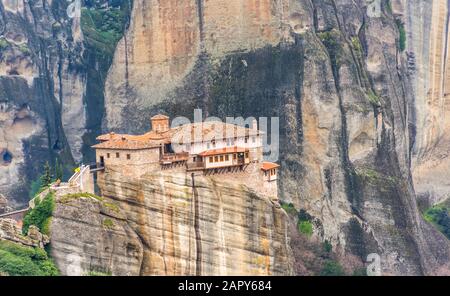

{"left": 22, "top": 192, "right": 55, "bottom": 235}
{"left": 40, "top": 162, "right": 53, "bottom": 188}
{"left": 54, "top": 159, "right": 63, "bottom": 181}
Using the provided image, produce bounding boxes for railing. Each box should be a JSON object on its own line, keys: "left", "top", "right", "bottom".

{"left": 160, "top": 152, "right": 189, "bottom": 163}
{"left": 187, "top": 162, "right": 205, "bottom": 170}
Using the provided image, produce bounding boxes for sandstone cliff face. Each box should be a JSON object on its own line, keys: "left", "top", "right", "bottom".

{"left": 2, "top": 0, "right": 450, "bottom": 276}
{"left": 0, "top": 0, "right": 85, "bottom": 205}
{"left": 50, "top": 194, "right": 143, "bottom": 276}
{"left": 101, "top": 0, "right": 450, "bottom": 275}
{"left": 403, "top": 0, "right": 450, "bottom": 206}
{"left": 0, "top": 0, "right": 130, "bottom": 205}
{"left": 49, "top": 169, "right": 292, "bottom": 276}
{"left": 97, "top": 169, "right": 293, "bottom": 276}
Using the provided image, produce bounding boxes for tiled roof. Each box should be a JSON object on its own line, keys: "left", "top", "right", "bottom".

{"left": 199, "top": 147, "right": 248, "bottom": 157}
{"left": 261, "top": 162, "right": 280, "bottom": 171}
{"left": 151, "top": 114, "right": 170, "bottom": 120}
{"left": 92, "top": 138, "right": 162, "bottom": 150}
{"left": 94, "top": 119, "right": 264, "bottom": 150}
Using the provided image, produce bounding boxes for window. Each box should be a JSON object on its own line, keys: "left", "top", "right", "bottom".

{"left": 225, "top": 155, "right": 229, "bottom": 161}
{"left": 212, "top": 140, "right": 216, "bottom": 148}
{"left": 209, "top": 157, "right": 213, "bottom": 163}
{"left": 214, "top": 156, "right": 219, "bottom": 162}
{"left": 107, "top": 153, "right": 110, "bottom": 158}
{"left": 193, "top": 157, "right": 196, "bottom": 162}
{"left": 233, "top": 154, "right": 237, "bottom": 160}
{"left": 116, "top": 152, "right": 120, "bottom": 158}
{"left": 245, "top": 137, "right": 249, "bottom": 144}
{"left": 127, "top": 154, "right": 131, "bottom": 160}
{"left": 220, "top": 155, "right": 224, "bottom": 162}
{"left": 245, "top": 152, "right": 249, "bottom": 158}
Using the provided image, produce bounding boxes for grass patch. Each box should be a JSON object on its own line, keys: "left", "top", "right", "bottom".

{"left": 298, "top": 221, "right": 313, "bottom": 236}
{"left": 22, "top": 191, "right": 55, "bottom": 236}
{"left": 351, "top": 37, "right": 363, "bottom": 57}
{"left": 0, "top": 37, "right": 9, "bottom": 51}
{"left": 0, "top": 240, "right": 58, "bottom": 276}
{"left": 103, "top": 202, "right": 120, "bottom": 213}
{"left": 102, "top": 218, "right": 114, "bottom": 229}
{"left": 367, "top": 90, "right": 381, "bottom": 107}
{"left": 60, "top": 192, "right": 104, "bottom": 204}
{"left": 356, "top": 168, "right": 397, "bottom": 188}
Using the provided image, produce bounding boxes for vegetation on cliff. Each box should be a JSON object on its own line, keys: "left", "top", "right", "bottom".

{"left": 22, "top": 192, "right": 55, "bottom": 236}
{"left": 81, "top": 5, "right": 128, "bottom": 55}
{"left": 424, "top": 199, "right": 450, "bottom": 240}
{"left": 0, "top": 240, "right": 58, "bottom": 276}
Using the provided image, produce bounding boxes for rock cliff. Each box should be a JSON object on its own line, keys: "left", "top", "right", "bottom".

{"left": 1, "top": 0, "right": 450, "bottom": 275}
{"left": 50, "top": 170, "right": 293, "bottom": 276}
{"left": 403, "top": 0, "right": 450, "bottom": 206}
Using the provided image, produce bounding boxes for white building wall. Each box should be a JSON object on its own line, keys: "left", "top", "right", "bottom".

{"left": 176, "top": 135, "right": 263, "bottom": 156}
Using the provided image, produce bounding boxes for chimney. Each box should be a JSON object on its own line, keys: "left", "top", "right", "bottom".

{"left": 252, "top": 118, "right": 258, "bottom": 131}
{"left": 151, "top": 114, "right": 170, "bottom": 133}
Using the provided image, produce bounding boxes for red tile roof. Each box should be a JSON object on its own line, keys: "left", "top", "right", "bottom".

{"left": 261, "top": 162, "right": 280, "bottom": 171}
{"left": 93, "top": 117, "right": 265, "bottom": 151}
{"left": 198, "top": 147, "right": 248, "bottom": 157}
{"left": 151, "top": 114, "right": 169, "bottom": 120}
{"left": 92, "top": 138, "right": 162, "bottom": 150}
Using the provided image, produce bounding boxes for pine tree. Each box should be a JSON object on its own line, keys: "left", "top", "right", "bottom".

{"left": 40, "top": 161, "right": 53, "bottom": 188}
{"left": 54, "top": 159, "right": 63, "bottom": 181}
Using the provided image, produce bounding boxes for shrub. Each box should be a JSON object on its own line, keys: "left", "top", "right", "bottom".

{"left": 0, "top": 241, "right": 58, "bottom": 276}
{"left": 102, "top": 218, "right": 114, "bottom": 229}
{"left": 323, "top": 240, "right": 332, "bottom": 253}
{"left": 395, "top": 19, "right": 406, "bottom": 52}
{"left": 424, "top": 203, "right": 450, "bottom": 239}
{"left": 367, "top": 90, "right": 381, "bottom": 107}
{"left": 22, "top": 191, "right": 55, "bottom": 235}
{"left": 298, "top": 221, "right": 313, "bottom": 236}
{"left": 319, "top": 260, "right": 346, "bottom": 276}
{"left": 298, "top": 209, "right": 312, "bottom": 222}
{"left": 280, "top": 202, "right": 298, "bottom": 215}
{"left": 81, "top": 7, "right": 127, "bottom": 55}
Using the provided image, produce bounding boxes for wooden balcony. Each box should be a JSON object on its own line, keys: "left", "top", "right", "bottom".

{"left": 186, "top": 162, "right": 206, "bottom": 171}
{"left": 160, "top": 152, "right": 189, "bottom": 164}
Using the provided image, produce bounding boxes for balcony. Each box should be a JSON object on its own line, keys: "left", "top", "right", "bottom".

{"left": 186, "top": 162, "right": 206, "bottom": 171}
{"left": 160, "top": 152, "right": 189, "bottom": 164}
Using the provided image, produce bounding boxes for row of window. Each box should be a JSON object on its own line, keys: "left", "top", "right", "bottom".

{"left": 207, "top": 152, "right": 249, "bottom": 163}
{"left": 264, "top": 169, "right": 277, "bottom": 177}
{"left": 103, "top": 152, "right": 132, "bottom": 160}
{"left": 206, "top": 137, "right": 257, "bottom": 150}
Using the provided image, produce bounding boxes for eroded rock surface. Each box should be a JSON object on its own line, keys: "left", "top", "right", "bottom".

{"left": 50, "top": 194, "right": 143, "bottom": 276}
{"left": 97, "top": 169, "right": 294, "bottom": 276}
